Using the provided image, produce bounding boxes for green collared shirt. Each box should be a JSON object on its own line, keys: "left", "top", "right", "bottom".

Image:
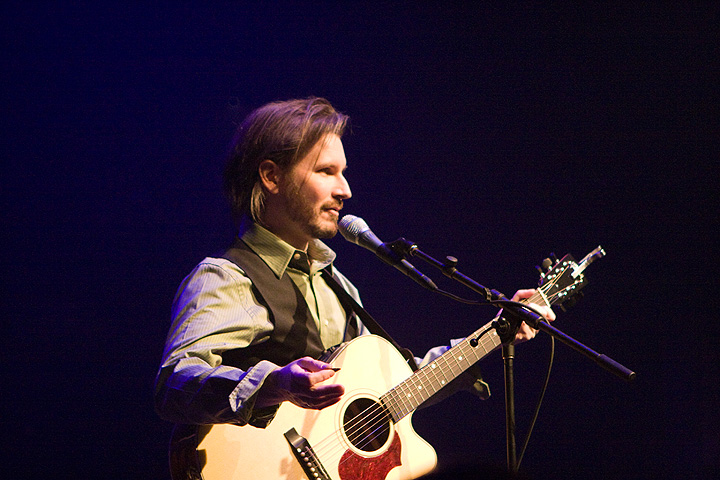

{"left": 241, "top": 223, "right": 354, "bottom": 348}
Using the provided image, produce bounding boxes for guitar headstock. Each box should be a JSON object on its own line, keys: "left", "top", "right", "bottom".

{"left": 537, "top": 246, "right": 606, "bottom": 312}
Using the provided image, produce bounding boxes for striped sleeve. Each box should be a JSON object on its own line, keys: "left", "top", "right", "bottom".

{"left": 154, "top": 258, "right": 279, "bottom": 426}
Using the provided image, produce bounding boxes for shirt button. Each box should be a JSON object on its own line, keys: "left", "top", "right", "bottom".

{"left": 293, "top": 253, "right": 301, "bottom": 260}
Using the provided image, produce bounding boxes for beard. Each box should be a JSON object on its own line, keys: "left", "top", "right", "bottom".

{"left": 283, "top": 180, "right": 342, "bottom": 240}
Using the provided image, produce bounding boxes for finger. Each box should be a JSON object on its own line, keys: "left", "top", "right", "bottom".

{"left": 511, "top": 289, "right": 536, "bottom": 302}
{"left": 519, "top": 322, "right": 536, "bottom": 337}
{"left": 307, "top": 368, "right": 339, "bottom": 385}
{"left": 294, "top": 394, "right": 343, "bottom": 410}
{"left": 296, "top": 357, "right": 333, "bottom": 371}
{"left": 293, "top": 384, "right": 345, "bottom": 407}
{"left": 292, "top": 367, "right": 338, "bottom": 390}
{"left": 309, "top": 383, "right": 345, "bottom": 398}
{"left": 285, "top": 360, "right": 331, "bottom": 389}
{"left": 527, "top": 302, "right": 556, "bottom": 322}
{"left": 513, "top": 323, "right": 537, "bottom": 343}
{"left": 291, "top": 366, "right": 342, "bottom": 392}
{"left": 307, "top": 395, "right": 343, "bottom": 410}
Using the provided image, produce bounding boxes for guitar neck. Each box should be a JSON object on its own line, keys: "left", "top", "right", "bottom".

{"left": 381, "top": 287, "right": 554, "bottom": 422}
{"left": 381, "top": 319, "right": 502, "bottom": 422}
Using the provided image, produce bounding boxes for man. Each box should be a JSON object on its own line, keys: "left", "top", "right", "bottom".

{"left": 154, "top": 97, "right": 553, "bottom": 430}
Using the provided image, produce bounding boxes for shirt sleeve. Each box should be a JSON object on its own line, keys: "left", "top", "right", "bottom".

{"left": 154, "top": 259, "right": 280, "bottom": 427}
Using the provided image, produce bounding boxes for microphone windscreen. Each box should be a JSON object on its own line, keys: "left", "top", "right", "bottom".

{"left": 338, "top": 215, "right": 366, "bottom": 244}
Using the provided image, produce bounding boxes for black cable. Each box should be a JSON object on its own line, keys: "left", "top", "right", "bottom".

{"left": 517, "top": 335, "right": 555, "bottom": 469}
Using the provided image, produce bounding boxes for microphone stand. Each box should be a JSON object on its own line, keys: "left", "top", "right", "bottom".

{"left": 387, "top": 238, "right": 636, "bottom": 474}
{"left": 504, "top": 341, "right": 518, "bottom": 474}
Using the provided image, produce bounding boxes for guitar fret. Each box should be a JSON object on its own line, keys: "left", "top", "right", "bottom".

{"left": 394, "top": 385, "right": 410, "bottom": 418}
{"left": 431, "top": 360, "right": 449, "bottom": 390}
{"left": 425, "top": 363, "right": 440, "bottom": 395}
{"left": 424, "top": 359, "right": 448, "bottom": 394}
{"left": 400, "top": 382, "right": 415, "bottom": 415}
{"left": 385, "top": 390, "right": 399, "bottom": 420}
{"left": 382, "top": 320, "right": 503, "bottom": 422}
{"left": 408, "top": 373, "right": 428, "bottom": 405}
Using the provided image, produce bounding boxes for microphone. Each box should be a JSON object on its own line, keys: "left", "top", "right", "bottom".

{"left": 338, "top": 215, "right": 437, "bottom": 291}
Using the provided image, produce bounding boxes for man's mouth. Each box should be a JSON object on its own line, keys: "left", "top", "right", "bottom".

{"left": 323, "top": 203, "right": 343, "bottom": 216}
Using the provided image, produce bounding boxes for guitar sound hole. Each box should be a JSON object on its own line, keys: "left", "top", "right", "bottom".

{"left": 342, "top": 398, "right": 391, "bottom": 453}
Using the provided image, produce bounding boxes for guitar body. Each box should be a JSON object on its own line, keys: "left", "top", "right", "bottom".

{"left": 170, "top": 335, "right": 437, "bottom": 480}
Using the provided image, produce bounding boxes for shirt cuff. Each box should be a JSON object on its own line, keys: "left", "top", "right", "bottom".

{"left": 228, "top": 360, "right": 280, "bottom": 427}
{"left": 416, "top": 344, "right": 451, "bottom": 367}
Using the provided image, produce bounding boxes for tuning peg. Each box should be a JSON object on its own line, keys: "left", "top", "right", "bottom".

{"left": 559, "top": 291, "right": 584, "bottom": 312}
{"left": 541, "top": 257, "right": 553, "bottom": 272}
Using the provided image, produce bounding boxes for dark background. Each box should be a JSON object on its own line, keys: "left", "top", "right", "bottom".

{"left": 3, "top": 3, "right": 717, "bottom": 479}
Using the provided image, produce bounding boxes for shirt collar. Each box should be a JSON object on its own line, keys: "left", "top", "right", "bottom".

{"left": 239, "top": 220, "right": 336, "bottom": 278}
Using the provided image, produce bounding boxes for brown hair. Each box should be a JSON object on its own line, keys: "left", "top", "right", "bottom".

{"left": 223, "top": 97, "right": 349, "bottom": 224}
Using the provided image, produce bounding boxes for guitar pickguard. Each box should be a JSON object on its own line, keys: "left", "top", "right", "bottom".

{"left": 339, "top": 434, "right": 402, "bottom": 480}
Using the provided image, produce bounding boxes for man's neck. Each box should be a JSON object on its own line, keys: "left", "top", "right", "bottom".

{"left": 265, "top": 225, "right": 310, "bottom": 251}
{"left": 242, "top": 215, "right": 311, "bottom": 252}
{"left": 258, "top": 216, "right": 311, "bottom": 252}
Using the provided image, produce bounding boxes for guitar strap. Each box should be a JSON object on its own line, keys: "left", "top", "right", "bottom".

{"left": 321, "top": 268, "right": 419, "bottom": 372}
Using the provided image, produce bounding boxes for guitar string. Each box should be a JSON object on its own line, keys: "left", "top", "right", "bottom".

{"left": 333, "top": 318, "right": 502, "bottom": 452}
{"left": 309, "top": 299, "right": 549, "bottom": 468}
{"left": 308, "top": 397, "right": 387, "bottom": 466}
{"left": 308, "top": 326, "right": 502, "bottom": 468}
{"left": 308, "top": 382, "right": 398, "bottom": 461}
{"left": 312, "top": 323, "right": 504, "bottom": 469}
{"left": 328, "top": 327, "right": 500, "bottom": 465}
{"left": 306, "top": 266, "right": 571, "bottom": 469}
{"left": 335, "top": 275, "right": 559, "bottom": 444}
{"left": 308, "top": 349, "right": 458, "bottom": 465}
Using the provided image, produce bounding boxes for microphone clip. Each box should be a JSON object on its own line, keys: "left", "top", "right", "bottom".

{"left": 386, "top": 237, "right": 418, "bottom": 260}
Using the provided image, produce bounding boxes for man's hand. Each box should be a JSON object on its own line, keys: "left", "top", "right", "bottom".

{"left": 509, "top": 289, "right": 556, "bottom": 343}
{"left": 256, "top": 357, "right": 344, "bottom": 410}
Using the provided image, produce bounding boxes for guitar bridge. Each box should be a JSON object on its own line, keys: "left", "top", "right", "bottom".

{"left": 284, "top": 427, "right": 331, "bottom": 480}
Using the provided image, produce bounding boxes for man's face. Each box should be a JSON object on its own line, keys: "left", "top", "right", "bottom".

{"left": 276, "top": 134, "right": 352, "bottom": 248}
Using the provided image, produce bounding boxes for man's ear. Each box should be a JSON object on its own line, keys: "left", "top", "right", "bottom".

{"left": 258, "top": 160, "right": 282, "bottom": 194}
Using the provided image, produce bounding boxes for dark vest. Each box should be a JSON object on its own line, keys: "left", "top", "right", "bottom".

{"left": 220, "top": 238, "right": 358, "bottom": 371}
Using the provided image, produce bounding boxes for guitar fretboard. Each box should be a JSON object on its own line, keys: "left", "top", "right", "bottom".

{"left": 381, "top": 320, "right": 502, "bottom": 422}
{"left": 380, "top": 285, "right": 557, "bottom": 422}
